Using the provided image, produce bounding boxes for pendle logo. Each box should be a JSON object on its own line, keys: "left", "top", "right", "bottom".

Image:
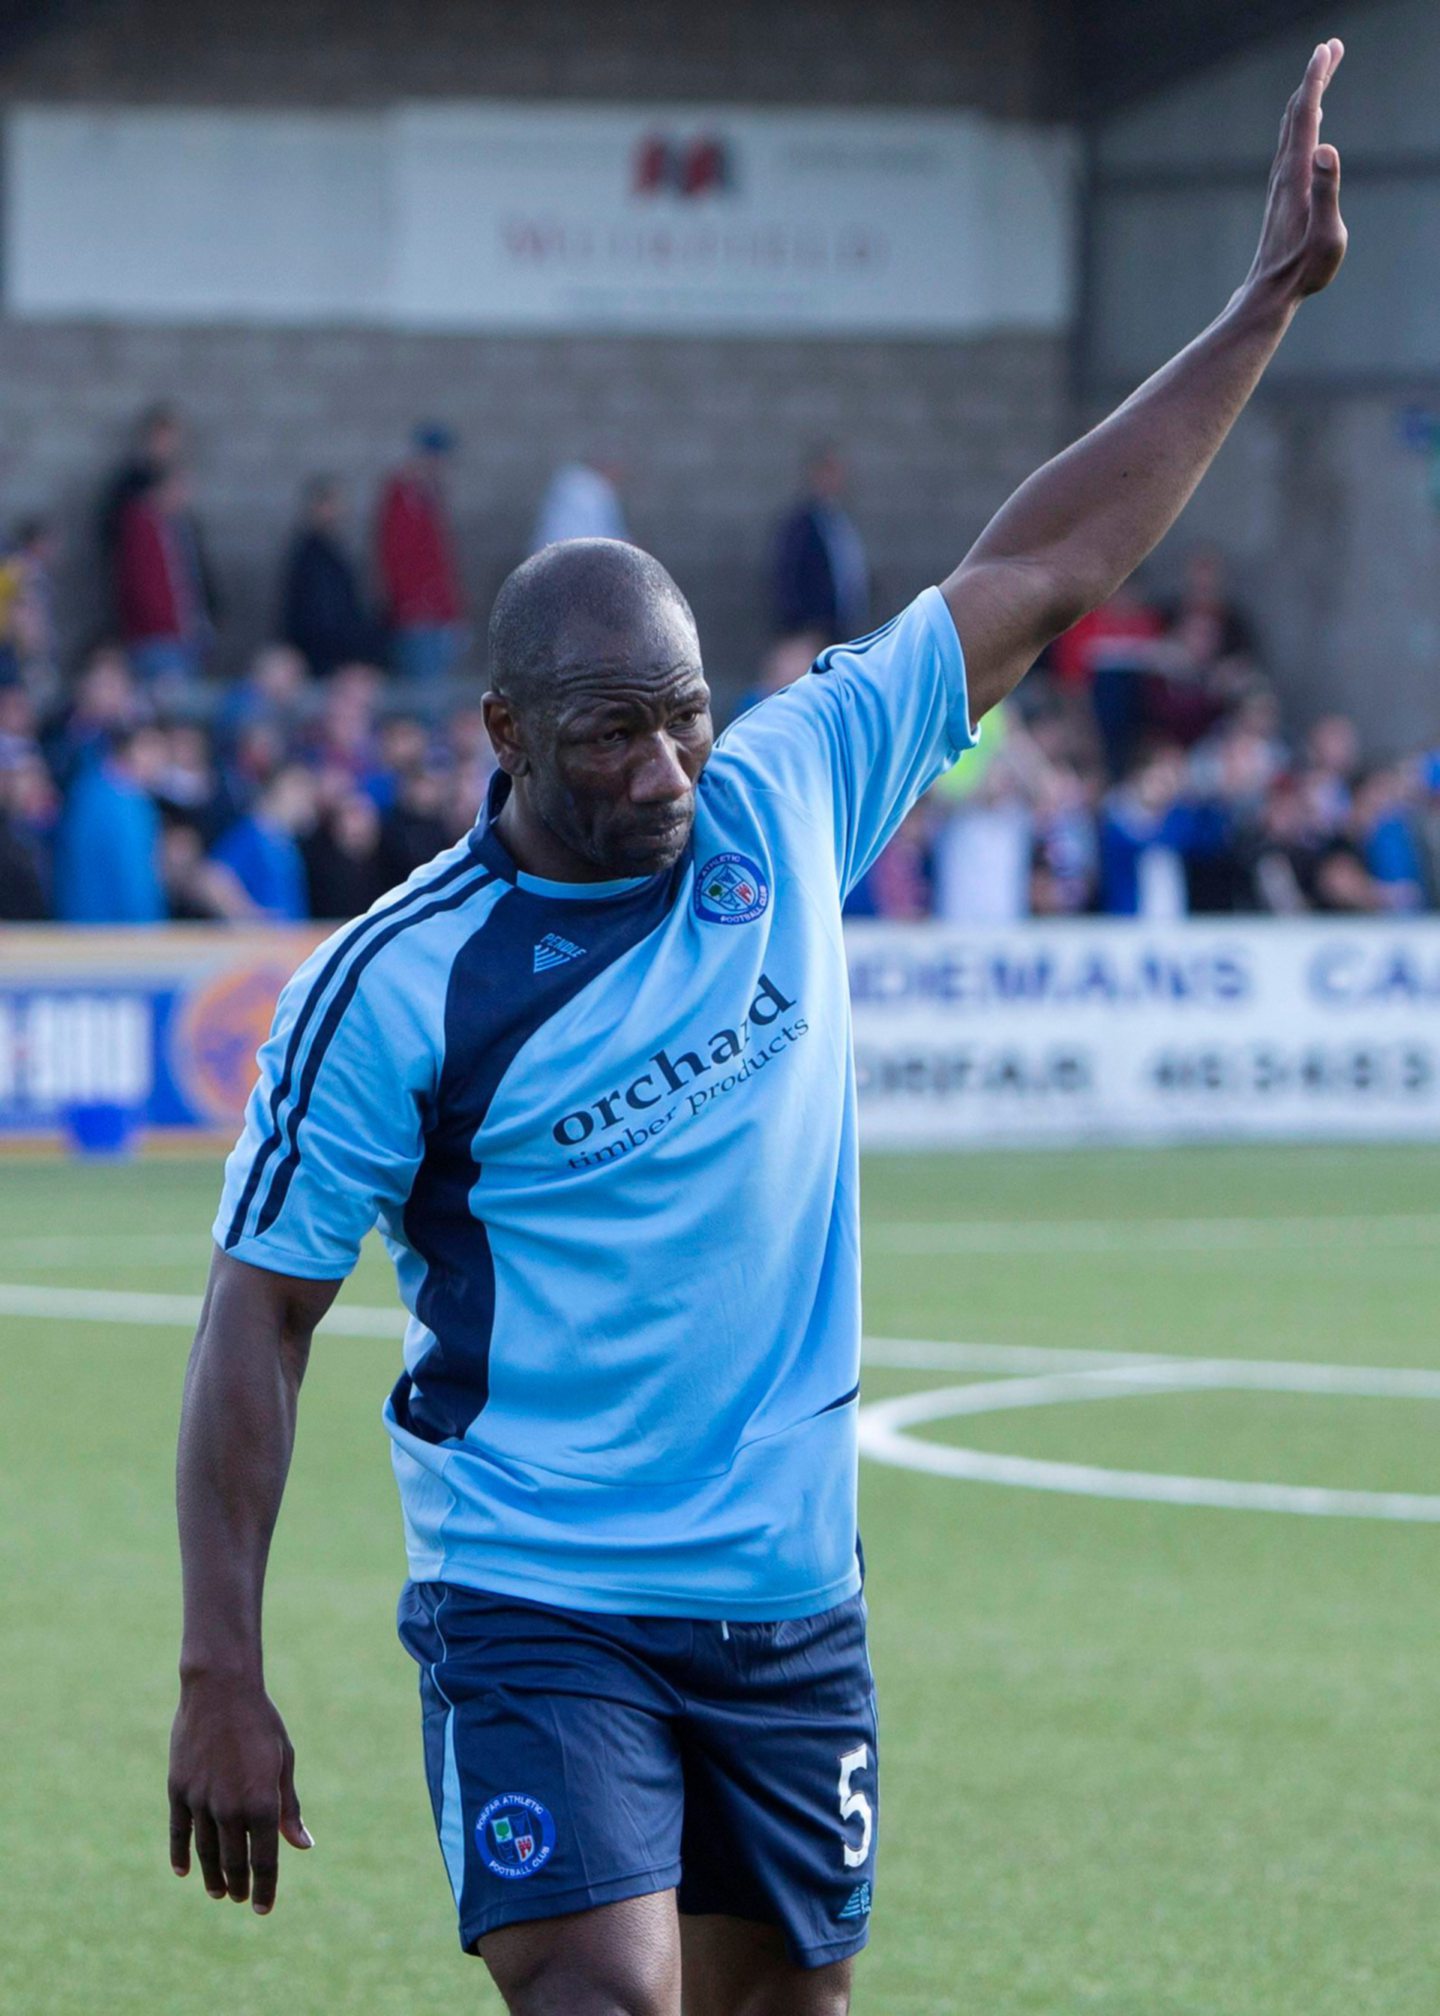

{"left": 533, "top": 932, "right": 587, "bottom": 974}
{"left": 633, "top": 133, "right": 736, "bottom": 200}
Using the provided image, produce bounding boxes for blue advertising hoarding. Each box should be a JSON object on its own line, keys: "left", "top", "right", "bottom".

{"left": 0, "top": 927, "right": 321, "bottom": 1140}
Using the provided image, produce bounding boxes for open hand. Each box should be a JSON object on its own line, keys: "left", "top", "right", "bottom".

{"left": 168, "top": 1677, "right": 312, "bottom": 1915}
{"left": 1247, "top": 38, "right": 1348, "bottom": 304}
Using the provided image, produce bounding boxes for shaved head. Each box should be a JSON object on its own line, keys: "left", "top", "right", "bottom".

{"left": 482, "top": 538, "right": 712, "bottom": 881}
{"left": 489, "top": 539, "right": 697, "bottom": 720}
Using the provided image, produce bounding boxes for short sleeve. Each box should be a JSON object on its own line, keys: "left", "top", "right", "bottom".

{"left": 214, "top": 940, "right": 432, "bottom": 1280}
{"left": 717, "top": 587, "right": 977, "bottom": 894}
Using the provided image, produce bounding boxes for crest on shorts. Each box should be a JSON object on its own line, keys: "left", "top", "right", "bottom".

{"left": 476, "top": 1793, "right": 556, "bottom": 1880}
{"left": 694, "top": 852, "right": 769, "bottom": 926}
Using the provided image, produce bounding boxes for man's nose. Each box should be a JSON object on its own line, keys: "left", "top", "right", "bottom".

{"left": 630, "top": 734, "right": 692, "bottom": 804}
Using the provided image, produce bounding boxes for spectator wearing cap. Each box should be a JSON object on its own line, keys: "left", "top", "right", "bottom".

{"left": 280, "top": 476, "right": 381, "bottom": 678}
{"left": 376, "top": 424, "right": 466, "bottom": 682}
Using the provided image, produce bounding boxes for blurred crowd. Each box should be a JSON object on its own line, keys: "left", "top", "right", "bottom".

{"left": 842, "top": 549, "right": 1440, "bottom": 924}
{"left": 0, "top": 403, "right": 1437, "bottom": 927}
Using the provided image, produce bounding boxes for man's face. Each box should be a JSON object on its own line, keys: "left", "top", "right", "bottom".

{"left": 492, "top": 601, "right": 713, "bottom": 877}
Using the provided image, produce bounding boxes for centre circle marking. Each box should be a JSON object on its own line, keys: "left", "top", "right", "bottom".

{"left": 857, "top": 1357, "right": 1440, "bottom": 1521}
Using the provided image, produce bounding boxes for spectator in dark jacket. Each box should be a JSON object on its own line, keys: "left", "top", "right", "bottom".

{"left": 303, "top": 787, "right": 383, "bottom": 920}
{"left": 0, "top": 741, "right": 51, "bottom": 919}
{"left": 771, "top": 444, "right": 870, "bottom": 643}
{"left": 280, "top": 477, "right": 380, "bottom": 677}
{"left": 377, "top": 764, "right": 451, "bottom": 890}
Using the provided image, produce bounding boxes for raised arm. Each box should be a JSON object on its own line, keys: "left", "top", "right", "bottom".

{"left": 946, "top": 38, "right": 1348, "bottom": 722}
{"left": 168, "top": 1249, "right": 340, "bottom": 1914}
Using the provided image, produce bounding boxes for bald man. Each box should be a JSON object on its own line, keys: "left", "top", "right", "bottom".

{"left": 169, "top": 43, "right": 1347, "bottom": 2016}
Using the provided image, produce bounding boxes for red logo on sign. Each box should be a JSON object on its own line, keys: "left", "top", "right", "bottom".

{"left": 633, "top": 134, "right": 735, "bottom": 199}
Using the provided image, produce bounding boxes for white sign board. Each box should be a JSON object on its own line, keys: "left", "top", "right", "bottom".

{"left": 6, "top": 103, "right": 1074, "bottom": 336}
{"left": 847, "top": 920, "right": 1440, "bottom": 1148}
{"left": 389, "top": 104, "right": 1074, "bottom": 334}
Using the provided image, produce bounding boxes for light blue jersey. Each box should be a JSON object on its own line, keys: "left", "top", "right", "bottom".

{"left": 216, "top": 588, "right": 974, "bottom": 1618}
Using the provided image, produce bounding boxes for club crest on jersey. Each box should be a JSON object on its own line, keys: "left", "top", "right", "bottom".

{"left": 476, "top": 1793, "right": 556, "bottom": 1880}
{"left": 694, "top": 852, "right": 769, "bottom": 926}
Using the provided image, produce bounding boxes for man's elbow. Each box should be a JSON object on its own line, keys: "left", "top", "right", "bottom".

{"left": 947, "top": 553, "right": 1094, "bottom": 667}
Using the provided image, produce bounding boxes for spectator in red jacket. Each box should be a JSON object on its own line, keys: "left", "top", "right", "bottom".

{"left": 375, "top": 425, "right": 466, "bottom": 681}
{"left": 115, "top": 470, "right": 210, "bottom": 686}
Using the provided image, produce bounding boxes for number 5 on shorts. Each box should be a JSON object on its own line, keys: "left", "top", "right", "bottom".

{"left": 837, "top": 1743, "right": 873, "bottom": 1869}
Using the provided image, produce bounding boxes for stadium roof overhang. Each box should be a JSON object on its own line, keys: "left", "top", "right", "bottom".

{"left": 1063, "top": 0, "right": 1363, "bottom": 121}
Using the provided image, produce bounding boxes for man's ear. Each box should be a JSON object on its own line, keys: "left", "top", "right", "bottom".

{"left": 482, "top": 691, "right": 530, "bottom": 777}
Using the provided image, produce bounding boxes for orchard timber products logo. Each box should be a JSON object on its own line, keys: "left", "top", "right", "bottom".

{"left": 476, "top": 1794, "right": 556, "bottom": 1880}
{"left": 552, "top": 971, "right": 807, "bottom": 1165}
{"left": 633, "top": 133, "right": 736, "bottom": 199}
{"left": 695, "top": 852, "right": 769, "bottom": 926}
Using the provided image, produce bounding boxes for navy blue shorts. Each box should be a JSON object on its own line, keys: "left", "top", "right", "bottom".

{"left": 397, "top": 1581, "right": 879, "bottom": 1968}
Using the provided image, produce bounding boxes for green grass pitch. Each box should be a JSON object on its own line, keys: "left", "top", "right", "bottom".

{"left": 4, "top": 1144, "right": 1440, "bottom": 2015}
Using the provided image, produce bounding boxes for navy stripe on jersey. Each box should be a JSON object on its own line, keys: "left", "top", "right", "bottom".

{"left": 223, "top": 850, "right": 480, "bottom": 1251}
{"left": 250, "top": 868, "right": 496, "bottom": 1243}
{"left": 394, "top": 856, "right": 688, "bottom": 1445}
{"left": 809, "top": 609, "right": 905, "bottom": 677}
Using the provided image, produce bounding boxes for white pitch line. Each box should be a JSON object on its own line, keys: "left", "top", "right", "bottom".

{"left": 0, "top": 1284, "right": 1124, "bottom": 1373}
{"left": 6, "top": 1276, "right": 1438, "bottom": 1521}
{"left": 865, "top": 1213, "right": 1440, "bottom": 1255}
{"left": 0, "top": 1234, "right": 205, "bottom": 1261}
{"left": 858, "top": 1359, "right": 1440, "bottom": 1521}
{"left": 0, "top": 1284, "right": 1165, "bottom": 1373}
{"left": 861, "top": 1335, "right": 1159, "bottom": 1374}
{"left": 0, "top": 1281, "right": 405, "bottom": 1340}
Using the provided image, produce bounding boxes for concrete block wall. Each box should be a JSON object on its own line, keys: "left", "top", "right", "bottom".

{"left": 0, "top": 0, "right": 1070, "bottom": 701}
{"left": 0, "top": 319, "right": 1067, "bottom": 699}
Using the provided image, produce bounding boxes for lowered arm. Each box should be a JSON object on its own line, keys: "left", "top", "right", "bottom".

{"left": 169, "top": 1249, "right": 340, "bottom": 1914}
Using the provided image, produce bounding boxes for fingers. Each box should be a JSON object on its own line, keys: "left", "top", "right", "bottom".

{"left": 278, "top": 1742, "right": 314, "bottom": 1853}
{"left": 1304, "top": 38, "right": 1345, "bottom": 126}
{"left": 177, "top": 1801, "right": 298, "bottom": 1911}
{"left": 1309, "top": 140, "right": 1347, "bottom": 285}
{"left": 169, "top": 1792, "right": 193, "bottom": 1878}
{"left": 218, "top": 1816, "right": 253, "bottom": 1903}
{"left": 249, "top": 1817, "right": 281, "bottom": 1917}
{"left": 193, "top": 1808, "right": 226, "bottom": 1900}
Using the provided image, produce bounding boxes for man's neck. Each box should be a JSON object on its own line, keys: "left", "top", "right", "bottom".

{"left": 493, "top": 786, "right": 616, "bottom": 884}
